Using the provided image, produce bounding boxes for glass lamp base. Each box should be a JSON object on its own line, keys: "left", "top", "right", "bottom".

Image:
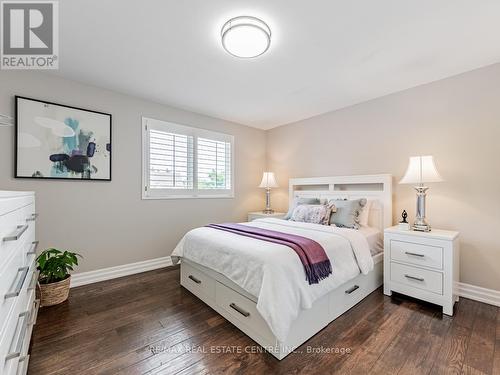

{"left": 413, "top": 222, "right": 431, "bottom": 232}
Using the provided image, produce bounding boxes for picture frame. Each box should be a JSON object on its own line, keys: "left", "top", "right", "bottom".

{"left": 15, "top": 96, "right": 112, "bottom": 181}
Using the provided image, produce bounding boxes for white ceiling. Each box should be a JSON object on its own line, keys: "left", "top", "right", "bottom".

{"left": 56, "top": 1, "right": 500, "bottom": 129}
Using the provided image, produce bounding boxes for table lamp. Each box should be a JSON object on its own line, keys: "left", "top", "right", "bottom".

{"left": 259, "top": 172, "right": 278, "bottom": 214}
{"left": 399, "top": 156, "right": 443, "bottom": 232}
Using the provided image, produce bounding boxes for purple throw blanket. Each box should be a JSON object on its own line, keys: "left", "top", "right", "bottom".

{"left": 206, "top": 223, "right": 332, "bottom": 284}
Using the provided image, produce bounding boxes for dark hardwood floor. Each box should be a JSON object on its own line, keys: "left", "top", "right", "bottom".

{"left": 29, "top": 266, "right": 500, "bottom": 375}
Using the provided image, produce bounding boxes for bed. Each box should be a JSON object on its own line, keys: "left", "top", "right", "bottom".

{"left": 172, "top": 174, "right": 393, "bottom": 360}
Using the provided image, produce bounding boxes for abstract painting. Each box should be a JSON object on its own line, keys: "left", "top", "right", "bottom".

{"left": 15, "top": 96, "right": 112, "bottom": 181}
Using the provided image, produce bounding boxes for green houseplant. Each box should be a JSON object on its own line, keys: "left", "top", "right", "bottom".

{"left": 36, "top": 249, "right": 82, "bottom": 306}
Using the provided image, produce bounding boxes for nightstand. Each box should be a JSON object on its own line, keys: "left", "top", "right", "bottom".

{"left": 247, "top": 211, "right": 286, "bottom": 222}
{"left": 383, "top": 226, "right": 460, "bottom": 315}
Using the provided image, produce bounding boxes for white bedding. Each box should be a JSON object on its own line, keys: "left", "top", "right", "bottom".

{"left": 171, "top": 218, "right": 374, "bottom": 342}
{"left": 359, "top": 226, "right": 384, "bottom": 255}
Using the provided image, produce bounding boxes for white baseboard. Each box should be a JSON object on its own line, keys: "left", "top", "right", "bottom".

{"left": 70, "top": 256, "right": 173, "bottom": 288}
{"left": 458, "top": 282, "right": 500, "bottom": 307}
{"left": 70, "top": 261, "right": 500, "bottom": 308}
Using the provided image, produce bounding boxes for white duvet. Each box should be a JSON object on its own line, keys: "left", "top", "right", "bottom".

{"left": 171, "top": 218, "right": 373, "bottom": 342}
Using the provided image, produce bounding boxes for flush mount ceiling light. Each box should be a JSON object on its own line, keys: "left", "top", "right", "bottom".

{"left": 221, "top": 16, "right": 271, "bottom": 58}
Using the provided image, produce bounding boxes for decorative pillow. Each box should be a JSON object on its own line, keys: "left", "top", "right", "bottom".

{"left": 290, "top": 203, "right": 335, "bottom": 225}
{"left": 329, "top": 198, "right": 367, "bottom": 229}
{"left": 284, "top": 197, "right": 320, "bottom": 220}
{"left": 358, "top": 200, "right": 372, "bottom": 227}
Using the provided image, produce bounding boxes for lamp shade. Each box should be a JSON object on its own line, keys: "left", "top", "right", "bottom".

{"left": 399, "top": 156, "right": 443, "bottom": 185}
{"left": 259, "top": 172, "right": 278, "bottom": 188}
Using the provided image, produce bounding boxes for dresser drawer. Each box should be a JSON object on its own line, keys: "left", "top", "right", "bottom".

{"left": 19, "top": 291, "right": 38, "bottom": 362}
{"left": 215, "top": 281, "right": 274, "bottom": 341}
{"left": 390, "top": 240, "right": 443, "bottom": 270}
{"left": 0, "top": 253, "right": 26, "bottom": 337}
{"left": 0, "top": 195, "right": 34, "bottom": 216}
{"left": 16, "top": 355, "right": 29, "bottom": 375}
{"left": 0, "top": 244, "right": 37, "bottom": 338}
{"left": 0, "top": 292, "right": 36, "bottom": 374}
{"left": 390, "top": 262, "right": 443, "bottom": 295}
{"left": 0, "top": 203, "right": 36, "bottom": 264}
{"left": 0, "top": 208, "right": 24, "bottom": 261}
{"left": 180, "top": 262, "right": 215, "bottom": 300}
{"left": 0, "top": 308, "right": 30, "bottom": 375}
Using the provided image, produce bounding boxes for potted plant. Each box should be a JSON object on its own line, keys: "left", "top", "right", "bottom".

{"left": 36, "top": 248, "right": 82, "bottom": 306}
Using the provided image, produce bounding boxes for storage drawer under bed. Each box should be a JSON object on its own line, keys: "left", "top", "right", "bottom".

{"left": 180, "top": 261, "right": 216, "bottom": 300}
{"left": 215, "top": 281, "right": 274, "bottom": 342}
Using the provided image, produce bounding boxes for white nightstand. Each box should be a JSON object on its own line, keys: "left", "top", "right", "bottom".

{"left": 383, "top": 226, "right": 460, "bottom": 315}
{"left": 247, "top": 211, "right": 286, "bottom": 222}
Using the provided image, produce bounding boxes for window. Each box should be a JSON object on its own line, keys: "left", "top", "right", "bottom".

{"left": 142, "top": 117, "right": 234, "bottom": 199}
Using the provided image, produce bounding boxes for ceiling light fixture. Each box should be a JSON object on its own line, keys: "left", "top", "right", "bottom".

{"left": 221, "top": 16, "right": 271, "bottom": 58}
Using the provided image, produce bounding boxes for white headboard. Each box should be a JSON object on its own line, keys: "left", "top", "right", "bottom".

{"left": 289, "top": 174, "right": 393, "bottom": 231}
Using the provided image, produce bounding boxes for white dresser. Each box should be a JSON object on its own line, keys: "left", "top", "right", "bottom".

{"left": 0, "top": 191, "right": 39, "bottom": 375}
{"left": 383, "top": 226, "right": 460, "bottom": 315}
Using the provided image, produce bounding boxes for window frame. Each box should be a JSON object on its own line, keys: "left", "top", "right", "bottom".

{"left": 142, "top": 117, "right": 235, "bottom": 200}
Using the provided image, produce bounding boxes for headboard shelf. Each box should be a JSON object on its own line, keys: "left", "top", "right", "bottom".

{"left": 333, "top": 183, "right": 383, "bottom": 191}
{"left": 288, "top": 174, "right": 393, "bottom": 231}
{"left": 293, "top": 184, "right": 330, "bottom": 191}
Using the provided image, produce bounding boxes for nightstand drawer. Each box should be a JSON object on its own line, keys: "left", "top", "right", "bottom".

{"left": 390, "top": 240, "right": 443, "bottom": 269}
{"left": 247, "top": 212, "right": 285, "bottom": 222}
{"left": 390, "top": 263, "right": 443, "bottom": 295}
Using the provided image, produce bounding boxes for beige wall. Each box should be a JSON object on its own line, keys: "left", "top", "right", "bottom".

{"left": 267, "top": 63, "right": 500, "bottom": 290}
{"left": 1, "top": 64, "right": 499, "bottom": 290}
{"left": 0, "top": 71, "right": 266, "bottom": 273}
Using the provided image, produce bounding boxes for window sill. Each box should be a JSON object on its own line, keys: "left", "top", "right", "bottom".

{"left": 142, "top": 193, "right": 235, "bottom": 200}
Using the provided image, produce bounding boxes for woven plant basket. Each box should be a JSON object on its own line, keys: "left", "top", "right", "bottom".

{"left": 38, "top": 276, "right": 71, "bottom": 307}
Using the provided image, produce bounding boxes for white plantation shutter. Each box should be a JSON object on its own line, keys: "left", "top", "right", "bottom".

{"left": 149, "top": 129, "right": 193, "bottom": 189}
{"left": 143, "top": 117, "right": 234, "bottom": 198}
{"left": 197, "top": 137, "right": 231, "bottom": 190}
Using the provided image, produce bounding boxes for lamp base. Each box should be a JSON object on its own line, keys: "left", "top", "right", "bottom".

{"left": 262, "top": 188, "right": 274, "bottom": 214}
{"left": 413, "top": 223, "right": 431, "bottom": 232}
{"left": 413, "top": 186, "right": 432, "bottom": 232}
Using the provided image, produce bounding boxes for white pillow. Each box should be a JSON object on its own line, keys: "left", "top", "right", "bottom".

{"left": 358, "top": 200, "right": 372, "bottom": 227}
{"left": 290, "top": 203, "right": 334, "bottom": 225}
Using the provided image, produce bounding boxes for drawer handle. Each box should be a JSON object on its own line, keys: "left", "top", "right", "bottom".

{"left": 26, "top": 240, "right": 39, "bottom": 256}
{"left": 5, "top": 267, "right": 30, "bottom": 299}
{"left": 229, "top": 303, "right": 250, "bottom": 317}
{"left": 188, "top": 275, "right": 201, "bottom": 284}
{"left": 18, "top": 355, "right": 30, "bottom": 375}
{"left": 5, "top": 311, "right": 30, "bottom": 361}
{"left": 345, "top": 285, "right": 360, "bottom": 294}
{"left": 405, "top": 251, "right": 425, "bottom": 258}
{"left": 29, "top": 299, "right": 41, "bottom": 325}
{"left": 28, "top": 270, "right": 39, "bottom": 291}
{"left": 26, "top": 213, "right": 38, "bottom": 222}
{"left": 404, "top": 274, "right": 425, "bottom": 282}
{"left": 3, "top": 224, "right": 29, "bottom": 242}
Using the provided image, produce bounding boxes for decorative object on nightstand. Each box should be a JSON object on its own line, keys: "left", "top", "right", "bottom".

{"left": 399, "top": 155, "right": 443, "bottom": 232}
{"left": 384, "top": 226, "right": 459, "bottom": 315}
{"left": 259, "top": 172, "right": 279, "bottom": 214}
{"left": 248, "top": 211, "right": 285, "bottom": 222}
{"left": 398, "top": 210, "right": 410, "bottom": 231}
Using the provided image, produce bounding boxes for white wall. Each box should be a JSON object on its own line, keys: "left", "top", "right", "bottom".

{"left": 267, "top": 63, "right": 500, "bottom": 291}
{"left": 0, "top": 71, "right": 267, "bottom": 273}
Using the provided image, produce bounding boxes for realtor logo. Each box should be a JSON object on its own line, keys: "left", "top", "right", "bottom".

{"left": 1, "top": 0, "right": 58, "bottom": 69}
